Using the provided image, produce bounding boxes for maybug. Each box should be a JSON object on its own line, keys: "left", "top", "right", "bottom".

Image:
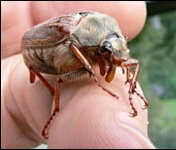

{"left": 21, "top": 11, "right": 148, "bottom": 139}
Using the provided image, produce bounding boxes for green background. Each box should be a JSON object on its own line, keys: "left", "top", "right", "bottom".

{"left": 129, "top": 10, "right": 176, "bottom": 148}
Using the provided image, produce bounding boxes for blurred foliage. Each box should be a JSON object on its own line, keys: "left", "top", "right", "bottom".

{"left": 128, "top": 10, "right": 176, "bottom": 148}
{"left": 129, "top": 10, "right": 176, "bottom": 99}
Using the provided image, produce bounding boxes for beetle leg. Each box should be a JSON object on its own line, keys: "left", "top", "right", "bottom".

{"left": 121, "top": 58, "right": 148, "bottom": 113}
{"left": 29, "top": 69, "right": 36, "bottom": 83}
{"left": 70, "top": 44, "right": 119, "bottom": 99}
{"left": 129, "top": 97, "right": 138, "bottom": 117}
{"left": 29, "top": 68, "right": 54, "bottom": 95}
{"left": 125, "top": 66, "right": 132, "bottom": 85}
{"left": 42, "top": 77, "right": 61, "bottom": 139}
{"left": 121, "top": 66, "right": 125, "bottom": 74}
{"left": 133, "top": 89, "right": 148, "bottom": 109}
{"left": 121, "top": 58, "right": 139, "bottom": 95}
{"left": 113, "top": 57, "right": 148, "bottom": 115}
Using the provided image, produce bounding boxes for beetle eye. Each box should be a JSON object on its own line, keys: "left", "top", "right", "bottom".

{"left": 100, "top": 41, "right": 112, "bottom": 53}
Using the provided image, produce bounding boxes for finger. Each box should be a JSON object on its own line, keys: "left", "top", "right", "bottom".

{"left": 1, "top": 54, "right": 54, "bottom": 148}
{"left": 1, "top": 1, "right": 146, "bottom": 58}
{"left": 31, "top": 1, "right": 146, "bottom": 40}
{"left": 1, "top": 3, "right": 150, "bottom": 148}
{"left": 47, "top": 67, "right": 155, "bottom": 148}
{"left": 1, "top": 1, "right": 31, "bottom": 59}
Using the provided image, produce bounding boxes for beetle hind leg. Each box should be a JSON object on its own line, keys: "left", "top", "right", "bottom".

{"left": 42, "top": 77, "right": 61, "bottom": 139}
{"left": 29, "top": 68, "right": 55, "bottom": 95}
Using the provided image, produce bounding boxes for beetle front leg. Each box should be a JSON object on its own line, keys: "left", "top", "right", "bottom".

{"left": 121, "top": 58, "right": 148, "bottom": 114}
{"left": 70, "top": 44, "right": 119, "bottom": 99}
{"left": 122, "top": 59, "right": 139, "bottom": 94}
{"left": 112, "top": 56, "right": 148, "bottom": 116}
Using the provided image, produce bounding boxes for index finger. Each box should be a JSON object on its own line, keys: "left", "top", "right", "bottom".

{"left": 31, "top": 1, "right": 146, "bottom": 40}
{"left": 1, "top": 1, "right": 146, "bottom": 58}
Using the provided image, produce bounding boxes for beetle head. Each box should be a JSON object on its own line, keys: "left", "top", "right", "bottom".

{"left": 99, "top": 33, "right": 129, "bottom": 58}
{"left": 97, "top": 33, "right": 130, "bottom": 82}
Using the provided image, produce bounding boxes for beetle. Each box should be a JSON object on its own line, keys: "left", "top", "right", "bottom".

{"left": 21, "top": 11, "right": 148, "bottom": 139}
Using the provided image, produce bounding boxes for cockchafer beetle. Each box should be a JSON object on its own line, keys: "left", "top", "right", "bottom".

{"left": 21, "top": 11, "right": 148, "bottom": 139}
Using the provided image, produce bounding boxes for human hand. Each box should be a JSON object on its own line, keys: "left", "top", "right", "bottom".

{"left": 1, "top": 1, "right": 155, "bottom": 148}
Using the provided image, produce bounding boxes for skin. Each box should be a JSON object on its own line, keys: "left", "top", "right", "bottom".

{"left": 1, "top": 1, "right": 155, "bottom": 149}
